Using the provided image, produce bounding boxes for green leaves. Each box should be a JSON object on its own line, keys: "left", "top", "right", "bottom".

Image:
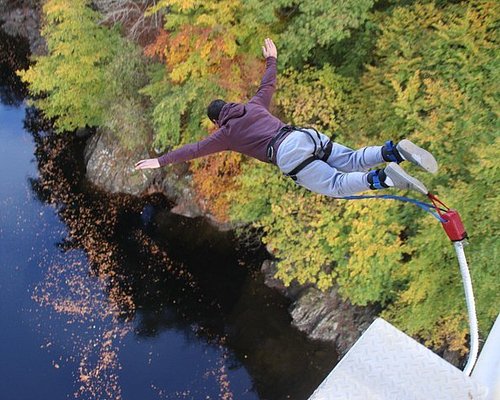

{"left": 277, "top": 0, "right": 375, "bottom": 66}
{"left": 140, "top": 68, "right": 220, "bottom": 150}
{"left": 343, "top": 0, "right": 500, "bottom": 349}
{"left": 276, "top": 65, "right": 354, "bottom": 136}
{"left": 18, "top": 0, "right": 120, "bottom": 132}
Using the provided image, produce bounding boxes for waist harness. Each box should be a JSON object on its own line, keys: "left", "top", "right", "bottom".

{"left": 267, "top": 126, "right": 333, "bottom": 181}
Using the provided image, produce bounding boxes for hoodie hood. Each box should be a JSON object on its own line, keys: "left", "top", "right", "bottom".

{"left": 218, "top": 103, "right": 246, "bottom": 126}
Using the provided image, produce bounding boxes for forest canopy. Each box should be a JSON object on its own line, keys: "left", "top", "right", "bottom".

{"left": 18, "top": 0, "right": 500, "bottom": 354}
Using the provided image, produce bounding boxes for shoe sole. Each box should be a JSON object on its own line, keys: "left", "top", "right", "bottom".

{"left": 385, "top": 163, "right": 428, "bottom": 195}
{"left": 396, "top": 139, "right": 438, "bottom": 174}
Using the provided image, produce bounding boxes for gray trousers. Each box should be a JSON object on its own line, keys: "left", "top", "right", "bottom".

{"left": 276, "top": 129, "right": 384, "bottom": 197}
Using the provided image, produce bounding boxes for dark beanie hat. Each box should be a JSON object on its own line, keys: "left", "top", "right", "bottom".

{"left": 207, "top": 99, "right": 226, "bottom": 123}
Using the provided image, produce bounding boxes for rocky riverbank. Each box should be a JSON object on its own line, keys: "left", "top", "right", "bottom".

{"left": 84, "top": 127, "right": 379, "bottom": 357}
{"left": 0, "top": 0, "right": 44, "bottom": 55}
{"left": 84, "top": 128, "right": 215, "bottom": 219}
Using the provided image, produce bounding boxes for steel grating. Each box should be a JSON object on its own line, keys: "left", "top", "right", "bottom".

{"left": 309, "top": 318, "right": 488, "bottom": 400}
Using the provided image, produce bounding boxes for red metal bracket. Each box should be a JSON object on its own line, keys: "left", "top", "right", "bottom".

{"left": 440, "top": 209, "right": 468, "bottom": 242}
{"left": 427, "top": 193, "right": 468, "bottom": 242}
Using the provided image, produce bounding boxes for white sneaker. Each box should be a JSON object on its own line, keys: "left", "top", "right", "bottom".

{"left": 385, "top": 163, "right": 428, "bottom": 195}
{"left": 396, "top": 139, "right": 438, "bottom": 174}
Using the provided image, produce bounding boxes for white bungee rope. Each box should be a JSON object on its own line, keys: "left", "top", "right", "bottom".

{"left": 453, "top": 240, "right": 479, "bottom": 375}
{"left": 427, "top": 193, "right": 479, "bottom": 375}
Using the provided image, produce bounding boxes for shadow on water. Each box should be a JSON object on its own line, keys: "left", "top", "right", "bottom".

{"left": 2, "top": 26, "right": 337, "bottom": 399}
{"left": 0, "top": 28, "right": 30, "bottom": 105}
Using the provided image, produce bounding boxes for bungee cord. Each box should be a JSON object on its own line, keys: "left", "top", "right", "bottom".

{"left": 339, "top": 192, "right": 479, "bottom": 375}
{"left": 340, "top": 194, "right": 447, "bottom": 222}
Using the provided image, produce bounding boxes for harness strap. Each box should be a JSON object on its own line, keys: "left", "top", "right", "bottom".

{"left": 267, "top": 125, "right": 294, "bottom": 163}
{"left": 367, "top": 169, "right": 390, "bottom": 190}
{"left": 286, "top": 156, "right": 318, "bottom": 181}
{"left": 287, "top": 140, "right": 333, "bottom": 181}
{"left": 267, "top": 125, "right": 333, "bottom": 181}
{"left": 323, "top": 138, "right": 333, "bottom": 160}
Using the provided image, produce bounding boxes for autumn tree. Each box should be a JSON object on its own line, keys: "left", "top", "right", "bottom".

{"left": 141, "top": 0, "right": 276, "bottom": 149}
{"left": 139, "top": 0, "right": 278, "bottom": 218}
{"left": 18, "top": 0, "right": 152, "bottom": 149}
{"left": 18, "top": 0, "right": 122, "bottom": 131}
{"left": 343, "top": 1, "right": 500, "bottom": 351}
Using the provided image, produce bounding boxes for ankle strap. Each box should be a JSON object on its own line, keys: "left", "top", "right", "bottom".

{"left": 382, "top": 140, "right": 404, "bottom": 163}
{"left": 368, "top": 170, "right": 389, "bottom": 190}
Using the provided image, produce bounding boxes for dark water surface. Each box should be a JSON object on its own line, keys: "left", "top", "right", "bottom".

{"left": 0, "top": 30, "right": 336, "bottom": 399}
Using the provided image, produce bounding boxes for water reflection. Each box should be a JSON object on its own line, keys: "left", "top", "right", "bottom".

{"left": 26, "top": 111, "right": 336, "bottom": 398}
{"left": 2, "top": 27, "right": 337, "bottom": 399}
{"left": 0, "top": 29, "right": 29, "bottom": 106}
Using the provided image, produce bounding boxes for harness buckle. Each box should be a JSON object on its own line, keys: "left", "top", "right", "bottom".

{"left": 266, "top": 145, "right": 274, "bottom": 162}
{"left": 316, "top": 147, "right": 326, "bottom": 160}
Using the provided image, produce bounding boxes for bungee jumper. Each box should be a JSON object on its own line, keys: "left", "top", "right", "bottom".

{"left": 135, "top": 38, "right": 438, "bottom": 197}
{"left": 135, "top": 39, "right": 482, "bottom": 374}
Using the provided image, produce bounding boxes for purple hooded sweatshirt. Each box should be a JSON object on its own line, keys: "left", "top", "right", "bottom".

{"left": 157, "top": 57, "right": 286, "bottom": 166}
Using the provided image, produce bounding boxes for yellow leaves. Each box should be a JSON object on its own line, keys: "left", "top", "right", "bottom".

{"left": 199, "top": 40, "right": 213, "bottom": 59}
{"left": 316, "top": 272, "right": 335, "bottom": 291}
{"left": 16, "top": 65, "right": 39, "bottom": 90}
{"left": 152, "top": 0, "right": 240, "bottom": 27}
{"left": 163, "top": 24, "right": 242, "bottom": 87}
{"left": 146, "top": 0, "right": 201, "bottom": 15}
{"left": 391, "top": 69, "right": 424, "bottom": 120}
{"left": 343, "top": 201, "right": 403, "bottom": 282}
{"left": 256, "top": 190, "right": 344, "bottom": 287}
{"left": 43, "top": 0, "right": 82, "bottom": 17}
{"left": 428, "top": 316, "right": 468, "bottom": 355}
{"left": 176, "top": 0, "right": 201, "bottom": 12}
{"left": 422, "top": 78, "right": 464, "bottom": 115}
{"left": 276, "top": 65, "right": 354, "bottom": 134}
{"left": 397, "top": 275, "right": 430, "bottom": 304}
{"left": 222, "top": 38, "right": 238, "bottom": 58}
{"left": 262, "top": 189, "right": 406, "bottom": 298}
{"left": 195, "top": 0, "right": 240, "bottom": 27}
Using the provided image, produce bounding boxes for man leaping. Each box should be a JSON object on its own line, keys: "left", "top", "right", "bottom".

{"left": 135, "top": 38, "right": 437, "bottom": 197}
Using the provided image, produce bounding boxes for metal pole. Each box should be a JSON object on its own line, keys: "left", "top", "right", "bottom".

{"left": 453, "top": 240, "right": 479, "bottom": 375}
{"left": 472, "top": 313, "right": 500, "bottom": 400}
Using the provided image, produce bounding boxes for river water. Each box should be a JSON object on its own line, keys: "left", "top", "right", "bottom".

{"left": 0, "top": 30, "right": 336, "bottom": 400}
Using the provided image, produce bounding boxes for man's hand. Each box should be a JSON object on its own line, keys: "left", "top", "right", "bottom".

{"left": 135, "top": 158, "right": 160, "bottom": 170}
{"left": 262, "top": 38, "right": 277, "bottom": 59}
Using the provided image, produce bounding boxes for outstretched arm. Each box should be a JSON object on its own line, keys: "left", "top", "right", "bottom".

{"left": 135, "top": 129, "right": 229, "bottom": 170}
{"left": 249, "top": 38, "right": 278, "bottom": 109}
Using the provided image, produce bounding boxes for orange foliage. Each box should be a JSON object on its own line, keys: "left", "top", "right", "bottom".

{"left": 143, "top": 28, "right": 169, "bottom": 61}
{"left": 160, "top": 24, "right": 261, "bottom": 100}
{"left": 191, "top": 152, "right": 243, "bottom": 222}
{"left": 218, "top": 54, "right": 263, "bottom": 100}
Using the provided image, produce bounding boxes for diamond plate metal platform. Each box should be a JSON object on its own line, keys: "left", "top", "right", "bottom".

{"left": 309, "top": 318, "right": 488, "bottom": 400}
